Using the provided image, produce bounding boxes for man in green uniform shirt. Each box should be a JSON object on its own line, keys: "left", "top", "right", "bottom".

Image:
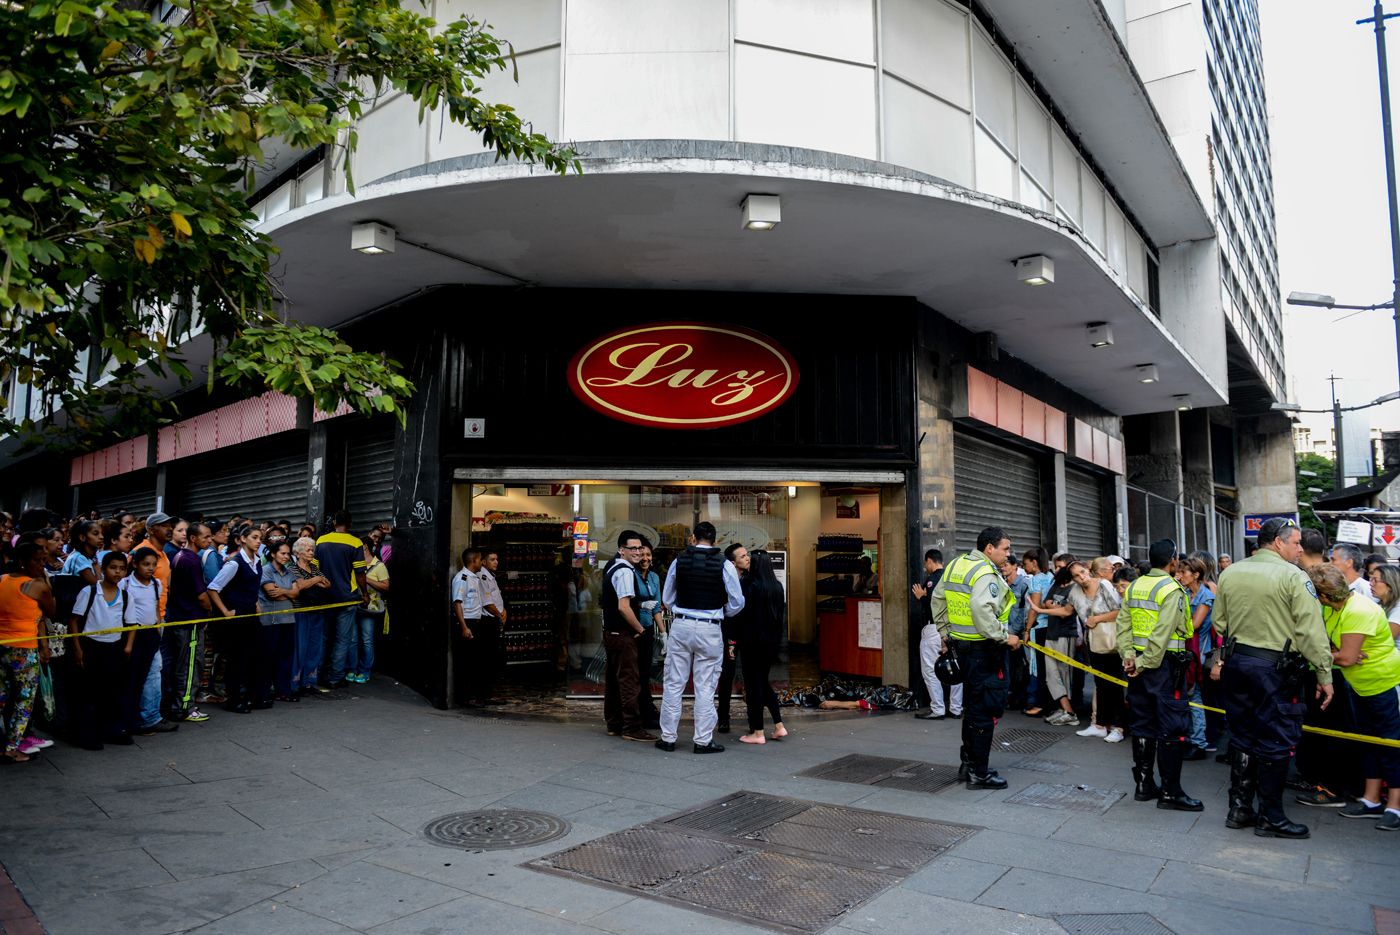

{"left": 930, "top": 527, "right": 1020, "bottom": 789}
{"left": 1212, "top": 516, "right": 1334, "bottom": 839}
{"left": 1117, "top": 539, "right": 1201, "bottom": 811}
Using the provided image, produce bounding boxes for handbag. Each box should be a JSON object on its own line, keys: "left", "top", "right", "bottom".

{"left": 37, "top": 663, "right": 55, "bottom": 721}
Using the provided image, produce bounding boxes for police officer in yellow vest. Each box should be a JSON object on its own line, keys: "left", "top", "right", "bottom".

{"left": 930, "top": 527, "right": 1020, "bottom": 789}
{"left": 1116, "top": 538, "right": 1201, "bottom": 811}
{"left": 1211, "top": 516, "right": 1333, "bottom": 840}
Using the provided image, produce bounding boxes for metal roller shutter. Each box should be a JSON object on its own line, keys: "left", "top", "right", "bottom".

{"left": 179, "top": 440, "right": 309, "bottom": 526}
{"left": 344, "top": 429, "right": 396, "bottom": 532}
{"left": 85, "top": 473, "right": 157, "bottom": 520}
{"left": 1065, "top": 467, "right": 1106, "bottom": 559}
{"left": 954, "top": 431, "right": 1043, "bottom": 554}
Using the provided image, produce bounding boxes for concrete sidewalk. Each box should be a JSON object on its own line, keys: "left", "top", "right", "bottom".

{"left": 0, "top": 680, "right": 1395, "bottom": 935}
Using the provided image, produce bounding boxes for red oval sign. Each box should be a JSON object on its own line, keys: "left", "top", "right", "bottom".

{"left": 567, "top": 322, "right": 800, "bottom": 429}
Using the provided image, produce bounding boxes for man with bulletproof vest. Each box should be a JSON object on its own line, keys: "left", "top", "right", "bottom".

{"left": 655, "top": 522, "right": 745, "bottom": 754}
{"left": 600, "top": 530, "right": 657, "bottom": 742}
{"left": 1116, "top": 539, "right": 1201, "bottom": 812}
{"left": 1211, "top": 516, "right": 1334, "bottom": 839}
{"left": 929, "top": 527, "right": 1020, "bottom": 789}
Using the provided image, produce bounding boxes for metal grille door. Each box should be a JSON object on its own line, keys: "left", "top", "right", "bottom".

{"left": 954, "top": 431, "right": 1042, "bottom": 554}
{"left": 86, "top": 474, "right": 157, "bottom": 520}
{"left": 178, "top": 441, "right": 309, "bottom": 525}
{"left": 1064, "top": 468, "right": 1106, "bottom": 558}
{"left": 344, "top": 429, "right": 395, "bottom": 532}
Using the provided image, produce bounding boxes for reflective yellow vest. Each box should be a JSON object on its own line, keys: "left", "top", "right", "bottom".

{"left": 943, "top": 552, "right": 999, "bottom": 641}
{"left": 1125, "top": 573, "right": 1192, "bottom": 653}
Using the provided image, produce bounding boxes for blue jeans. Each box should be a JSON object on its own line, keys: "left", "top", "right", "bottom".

{"left": 140, "top": 648, "right": 162, "bottom": 728}
{"left": 327, "top": 606, "right": 358, "bottom": 684}
{"left": 1187, "top": 684, "right": 1208, "bottom": 748}
{"left": 293, "top": 611, "right": 324, "bottom": 689}
{"left": 350, "top": 612, "right": 380, "bottom": 677}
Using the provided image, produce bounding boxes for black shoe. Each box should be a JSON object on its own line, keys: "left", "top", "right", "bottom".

{"left": 224, "top": 701, "right": 252, "bottom": 714}
{"left": 1183, "top": 746, "right": 1208, "bottom": 761}
{"left": 914, "top": 711, "right": 946, "bottom": 720}
{"left": 1255, "top": 813, "right": 1310, "bottom": 839}
{"left": 716, "top": 722, "right": 730, "bottom": 734}
{"left": 1158, "top": 791, "right": 1204, "bottom": 811}
{"left": 1131, "top": 737, "right": 1160, "bottom": 801}
{"left": 947, "top": 712, "right": 963, "bottom": 719}
{"left": 100, "top": 733, "right": 135, "bottom": 745}
{"left": 329, "top": 681, "right": 348, "bottom": 690}
{"left": 966, "top": 773, "right": 1008, "bottom": 790}
{"left": 251, "top": 699, "right": 275, "bottom": 710}
{"left": 1226, "top": 750, "right": 1259, "bottom": 830}
{"left": 654, "top": 740, "right": 676, "bottom": 752}
{"left": 1216, "top": 753, "right": 1231, "bottom": 764}
{"left": 694, "top": 741, "right": 725, "bottom": 754}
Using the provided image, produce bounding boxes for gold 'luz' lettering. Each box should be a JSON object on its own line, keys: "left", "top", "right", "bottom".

{"left": 583, "top": 340, "right": 785, "bottom": 405}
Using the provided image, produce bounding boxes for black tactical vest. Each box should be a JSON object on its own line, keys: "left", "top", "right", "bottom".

{"left": 673, "top": 546, "right": 728, "bottom": 610}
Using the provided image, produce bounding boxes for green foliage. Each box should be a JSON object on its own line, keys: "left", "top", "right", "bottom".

{"left": 1297, "top": 453, "right": 1336, "bottom": 536}
{"left": 0, "top": 0, "right": 578, "bottom": 451}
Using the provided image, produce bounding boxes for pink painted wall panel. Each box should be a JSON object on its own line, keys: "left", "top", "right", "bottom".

{"left": 1021, "top": 397, "right": 1046, "bottom": 445}
{"left": 157, "top": 426, "right": 177, "bottom": 463}
{"left": 1074, "top": 419, "right": 1093, "bottom": 462}
{"left": 1108, "top": 435, "right": 1125, "bottom": 475}
{"left": 267, "top": 392, "right": 298, "bottom": 434}
{"left": 996, "top": 381, "right": 1022, "bottom": 435}
{"left": 967, "top": 367, "right": 998, "bottom": 425}
{"left": 1091, "top": 427, "right": 1109, "bottom": 469}
{"left": 1044, "top": 406, "right": 1066, "bottom": 452}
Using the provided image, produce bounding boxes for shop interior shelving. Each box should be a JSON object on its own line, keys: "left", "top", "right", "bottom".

{"left": 490, "top": 519, "right": 566, "bottom": 667}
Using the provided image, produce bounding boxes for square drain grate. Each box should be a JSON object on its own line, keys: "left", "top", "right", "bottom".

{"left": 872, "top": 762, "right": 962, "bottom": 794}
{"left": 525, "top": 791, "right": 980, "bottom": 934}
{"left": 993, "top": 728, "right": 1066, "bottom": 754}
{"left": 1008, "top": 757, "right": 1072, "bottom": 774}
{"left": 1055, "top": 913, "right": 1177, "bottom": 935}
{"left": 795, "top": 754, "right": 917, "bottom": 784}
{"left": 1005, "top": 781, "right": 1125, "bottom": 814}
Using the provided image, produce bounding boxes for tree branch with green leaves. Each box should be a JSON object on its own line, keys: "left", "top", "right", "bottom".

{"left": 0, "top": 0, "right": 578, "bottom": 451}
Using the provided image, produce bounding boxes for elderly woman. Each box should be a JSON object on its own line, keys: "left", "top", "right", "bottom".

{"left": 1366, "top": 564, "right": 1400, "bottom": 651}
{"left": 291, "top": 537, "right": 330, "bottom": 694}
{"left": 1309, "top": 563, "right": 1400, "bottom": 830}
{"left": 1070, "top": 558, "right": 1124, "bottom": 742}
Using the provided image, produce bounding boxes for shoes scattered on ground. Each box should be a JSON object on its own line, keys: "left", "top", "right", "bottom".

{"left": 1103, "top": 728, "right": 1124, "bottom": 743}
{"left": 1294, "top": 785, "right": 1347, "bottom": 808}
{"left": 1076, "top": 724, "right": 1107, "bottom": 738}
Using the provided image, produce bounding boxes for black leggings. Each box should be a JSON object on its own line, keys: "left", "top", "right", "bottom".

{"left": 740, "top": 642, "right": 782, "bottom": 733}
{"left": 1088, "top": 651, "right": 1124, "bottom": 730}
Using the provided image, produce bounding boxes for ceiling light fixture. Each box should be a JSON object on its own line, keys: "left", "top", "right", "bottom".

{"left": 351, "top": 221, "right": 396, "bottom": 255}
{"left": 1136, "top": 364, "right": 1160, "bottom": 383}
{"left": 741, "top": 194, "right": 781, "bottom": 231}
{"left": 1014, "top": 255, "right": 1055, "bottom": 285}
{"left": 788, "top": 486, "right": 797, "bottom": 498}
{"left": 1174, "top": 394, "right": 1193, "bottom": 411}
{"left": 1086, "top": 322, "right": 1114, "bottom": 348}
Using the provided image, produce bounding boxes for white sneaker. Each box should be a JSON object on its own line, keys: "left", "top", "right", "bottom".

{"left": 1104, "top": 728, "right": 1124, "bottom": 743}
{"left": 1044, "top": 710, "right": 1069, "bottom": 726}
{"left": 1076, "top": 724, "right": 1107, "bottom": 738}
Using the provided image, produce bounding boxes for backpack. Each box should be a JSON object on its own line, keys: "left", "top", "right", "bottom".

{"left": 76, "top": 581, "right": 129, "bottom": 636}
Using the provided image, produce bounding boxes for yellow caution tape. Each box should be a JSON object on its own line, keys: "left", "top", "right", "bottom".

{"left": 0, "top": 599, "right": 364, "bottom": 645}
{"left": 1024, "top": 639, "right": 1400, "bottom": 749}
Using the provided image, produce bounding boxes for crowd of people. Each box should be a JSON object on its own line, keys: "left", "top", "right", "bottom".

{"left": 914, "top": 522, "right": 1400, "bottom": 834}
{"left": 0, "top": 507, "right": 391, "bottom": 761}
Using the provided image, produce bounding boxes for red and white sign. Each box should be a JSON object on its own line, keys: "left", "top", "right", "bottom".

{"left": 1379, "top": 525, "right": 1398, "bottom": 547}
{"left": 567, "top": 322, "right": 799, "bottom": 429}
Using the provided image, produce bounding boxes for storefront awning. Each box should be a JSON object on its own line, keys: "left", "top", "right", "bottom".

{"left": 454, "top": 467, "right": 907, "bottom": 485}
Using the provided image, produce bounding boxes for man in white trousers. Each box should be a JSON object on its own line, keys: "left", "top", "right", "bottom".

{"left": 912, "top": 549, "right": 962, "bottom": 719}
{"left": 655, "top": 522, "right": 745, "bottom": 754}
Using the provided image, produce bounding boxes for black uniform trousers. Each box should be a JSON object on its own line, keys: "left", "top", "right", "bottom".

{"left": 1221, "top": 654, "right": 1308, "bottom": 759}
{"left": 75, "top": 637, "right": 130, "bottom": 741}
{"left": 468, "top": 617, "right": 501, "bottom": 701}
{"left": 1126, "top": 662, "right": 1191, "bottom": 741}
{"left": 956, "top": 639, "right": 1008, "bottom": 773}
{"left": 218, "top": 606, "right": 259, "bottom": 704}
{"left": 716, "top": 648, "right": 737, "bottom": 725}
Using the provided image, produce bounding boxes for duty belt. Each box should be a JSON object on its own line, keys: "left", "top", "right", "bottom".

{"left": 1133, "top": 638, "right": 1186, "bottom": 653}
{"left": 1230, "top": 643, "right": 1285, "bottom": 663}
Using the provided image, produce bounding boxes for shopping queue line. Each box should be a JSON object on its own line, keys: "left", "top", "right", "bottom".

{"left": 0, "top": 600, "right": 364, "bottom": 643}
{"left": 1025, "top": 639, "right": 1400, "bottom": 749}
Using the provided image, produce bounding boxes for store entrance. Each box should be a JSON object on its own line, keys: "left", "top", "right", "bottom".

{"left": 458, "top": 480, "right": 901, "bottom": 699}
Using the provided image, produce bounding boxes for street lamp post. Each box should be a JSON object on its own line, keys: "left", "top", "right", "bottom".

{"left": 1360, "top": 2, "right": 1400, "bottom": 389}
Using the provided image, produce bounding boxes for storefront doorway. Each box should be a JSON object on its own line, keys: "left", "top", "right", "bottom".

{"left": 457, "top": 479, "right": 904, "bottom": 699}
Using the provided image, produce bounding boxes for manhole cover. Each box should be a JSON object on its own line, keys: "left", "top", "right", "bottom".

{"left": 1004, "top": 782, "right": 1125, "bottom": 814}
{"left": 994, "top": 728, "right": 1064, "bottom": 754}
{"left": 422, "top": 809, "right": 570, "bottom": 850}
{"left": 666, "top": 792, "right": 811, "bottom": 836}
{"left": 539, "top": 827, "right": 751, "bottom": 892}
{"left": 667, "top": 851, "right": 890, "bottom": 932}
{"left": 871, "top": 762, "right": 961, "bottom": 794}
{"left": 795, "top": 754, "right": 916, "bottom": 784}
{"left": 1055, "top": 913, "right": 1177, "bottom": 935}
{"left": 1008, "top": 757, "right": 1072, "bottom": 774}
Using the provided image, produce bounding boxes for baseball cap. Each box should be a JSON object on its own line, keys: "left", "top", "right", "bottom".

{"left": 1107, "top": 555, "right": 1126, "bottom": 566}
{"left": 146, "top": 511, "right": 173, "bottom": 527}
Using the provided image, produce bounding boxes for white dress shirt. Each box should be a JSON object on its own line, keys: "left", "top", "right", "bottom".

{"left": 452, "top": 568, "right": 482, "bottom": 620}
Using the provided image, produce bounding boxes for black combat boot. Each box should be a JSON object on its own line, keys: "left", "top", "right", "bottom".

{"left": 1155, "top": 740, "right": 1204, "bottom": 811}
{"left": 1225, "top": 749, "right": 1259, "bottom": 829}
{"left": 957, "top": 744, "right": 972, "bottom": 783}
{"left": 1255, "top": 757, "right": 1310, "bottom": 839}
{"left": 966, "top": 725, "right": 1007, "bottom": 789}
{"left": 1131, "top": 736, "right": 1160, "bottom": 801}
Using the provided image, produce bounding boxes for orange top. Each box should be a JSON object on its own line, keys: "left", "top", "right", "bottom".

{"left": 136, "top": 539, "right": 170, "bottom": 619}
{"left": 0, "top": 575, "right": 41, "bottom": 649}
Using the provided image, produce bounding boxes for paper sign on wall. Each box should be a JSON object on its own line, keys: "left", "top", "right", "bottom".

{"left": 1336, "top": 519, "right": 1373, "bottom": 545}
{"left": 768, "top": 551, "right": 787, "bottom": 601}
{"left": 857, "top": 600, "right": 882, "bottom": 650}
